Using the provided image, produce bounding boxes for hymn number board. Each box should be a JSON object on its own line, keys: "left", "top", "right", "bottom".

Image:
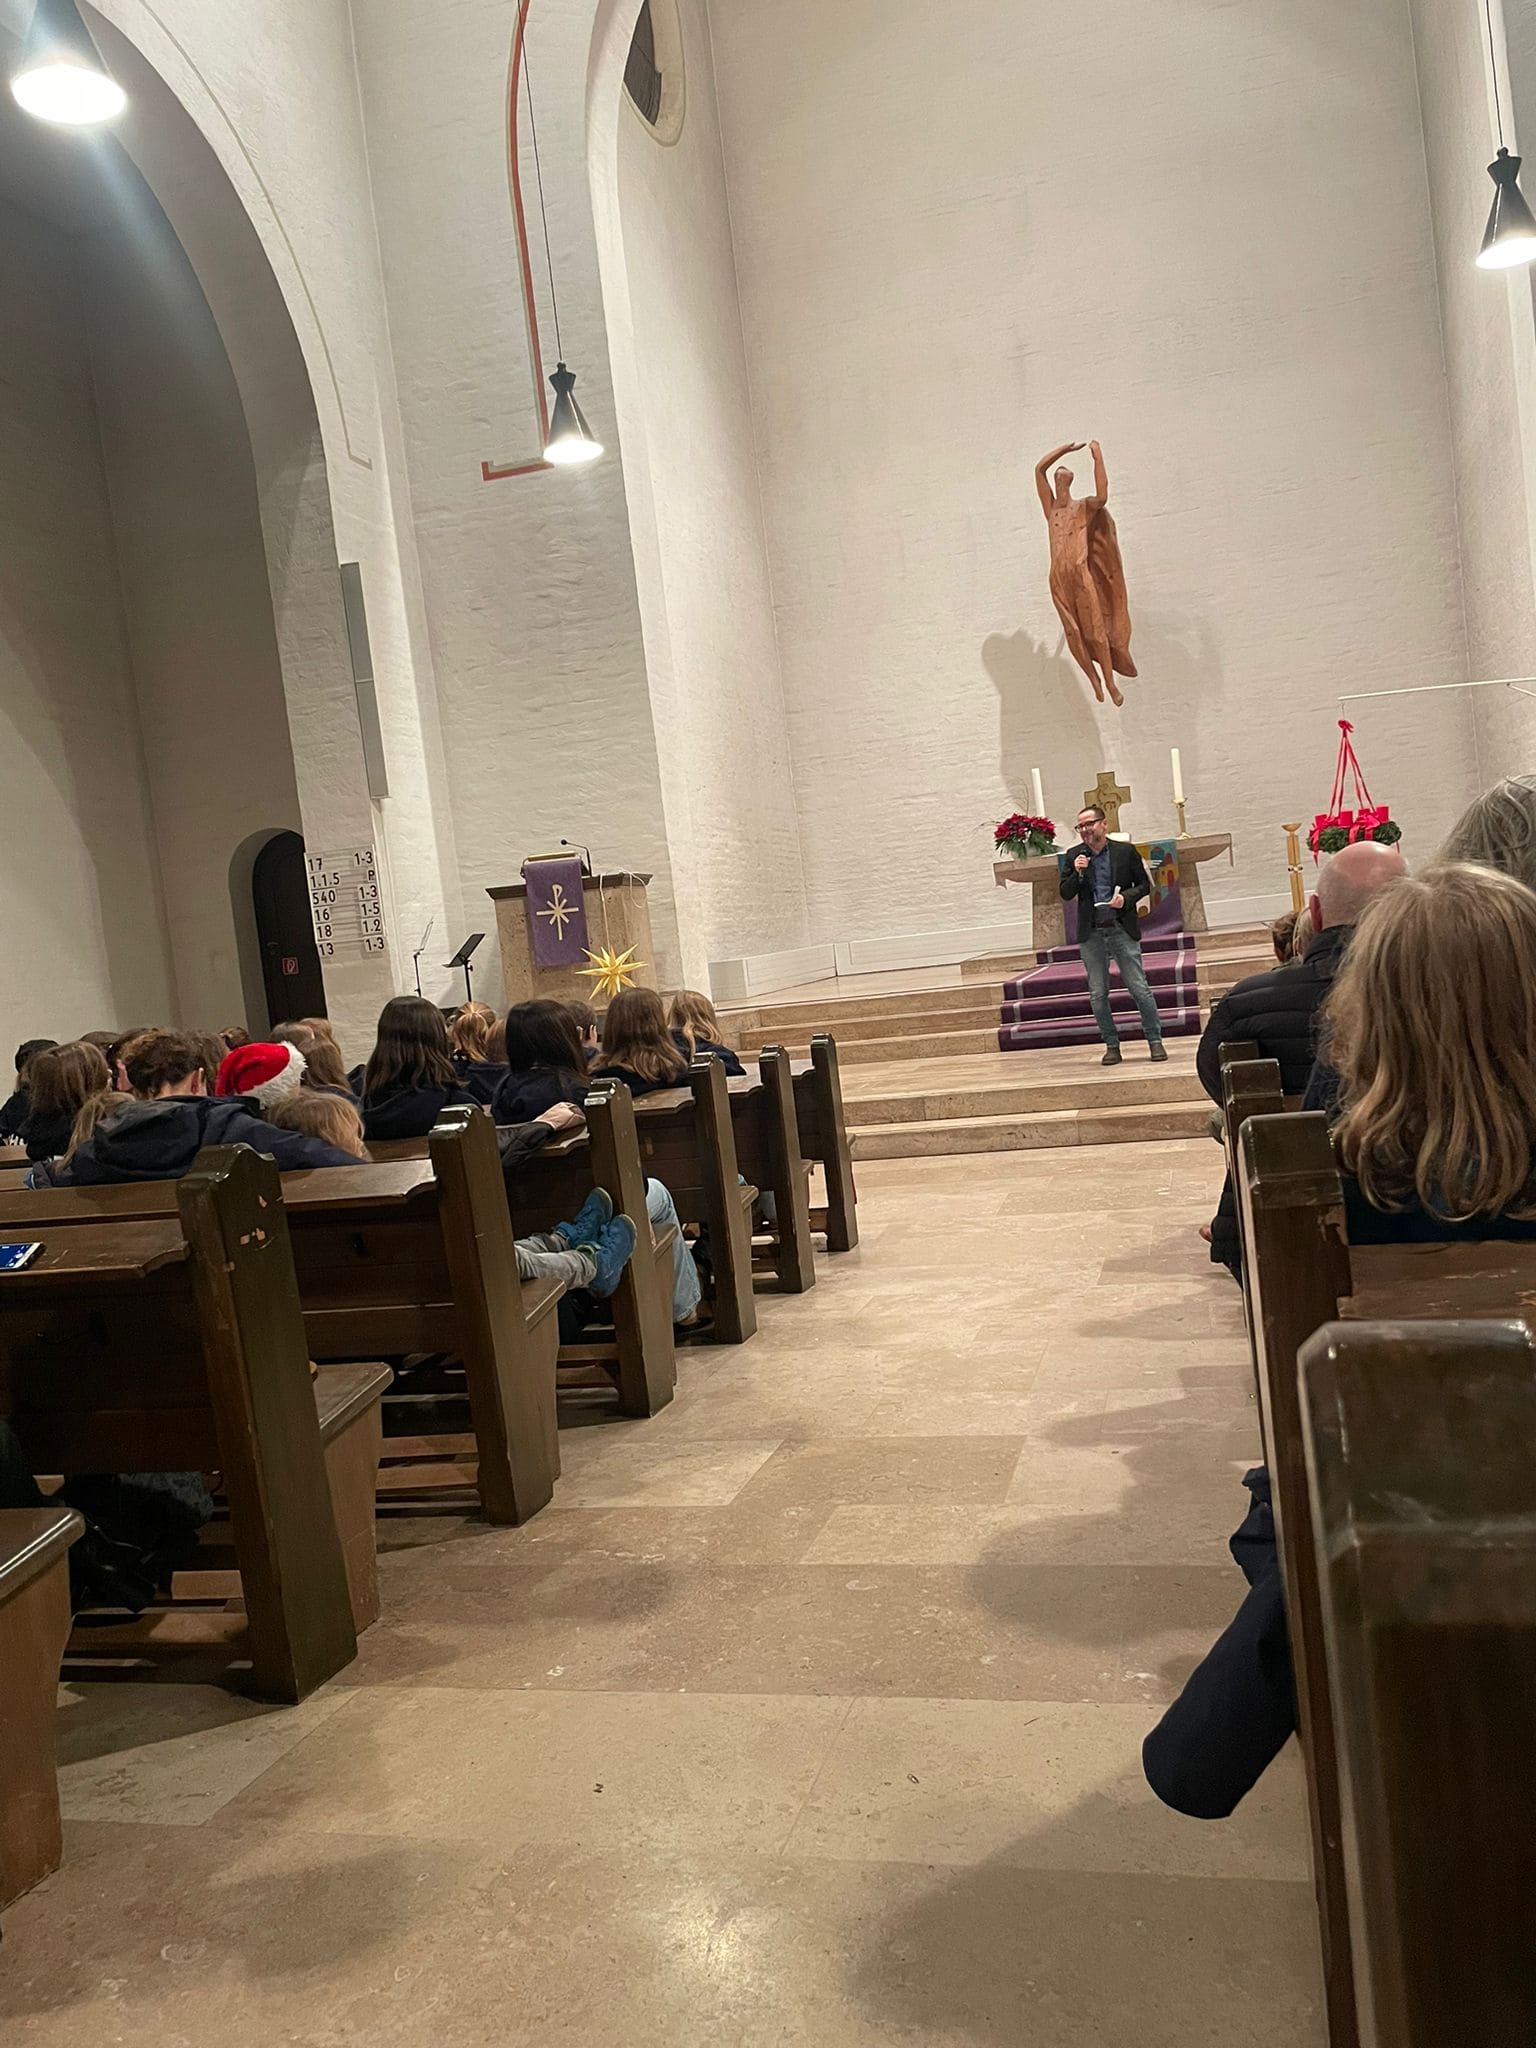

{"left": 308, "top": 847, "right": 388, "bottom": 958}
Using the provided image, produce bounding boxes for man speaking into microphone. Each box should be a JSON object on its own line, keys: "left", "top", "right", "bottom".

{"left": 1059, "top": 803, "right": 1167, "bottom": 1065}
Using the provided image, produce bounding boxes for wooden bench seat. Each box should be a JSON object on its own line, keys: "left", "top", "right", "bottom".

{"left": 0, "top": 1506, "right": 82, "bottom": 1916}
{"left": 0, "top": 1147, "right": 379, "bottom": 1702}
{"left": 1300, "top": 1316, "right": 1536, "bottom": 2046}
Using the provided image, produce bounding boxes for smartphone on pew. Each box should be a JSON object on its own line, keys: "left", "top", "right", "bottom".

{"left": 0, "top": 1242, "right": 43, "bottom": 1273}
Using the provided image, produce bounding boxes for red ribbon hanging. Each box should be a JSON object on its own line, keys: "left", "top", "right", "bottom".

{"left": 1310, "top": 719, "right": 1383, "bottom": 859}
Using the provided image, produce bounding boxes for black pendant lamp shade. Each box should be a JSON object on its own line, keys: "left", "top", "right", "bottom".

{"left": 544, "top": 362, "right": 603, "bottom": 467}
{"left": 1478, "top": 146, "right": 1536, "bottom": 268}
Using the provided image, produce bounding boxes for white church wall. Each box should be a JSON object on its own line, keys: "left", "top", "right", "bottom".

{"left": 80, "top": 0, "right": 464, "bottom": 1054}
{"left": 602, "top": 0, "right": 810, "bottom": 968}
{"left": 1410, "top": 0, "right": 1536, "bottom": 791}
{"left": 349, "top": 0, "right": 686, "bottom": 990}
{"left": 83, "top": 200, "right": 305, "bottom": 1035}
{"left": 0, "top": 191, "right": 177, "bottom": 1053}
{"left": 707, "top": 0, "right": 1480, "bottom": 936}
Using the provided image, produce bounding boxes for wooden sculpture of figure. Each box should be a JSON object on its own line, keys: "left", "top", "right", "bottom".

{"left": 1035, "top": 439, "right": 1137, "bottom": 708}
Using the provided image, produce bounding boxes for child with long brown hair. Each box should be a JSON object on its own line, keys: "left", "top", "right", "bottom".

{"left": 359, "top": 996, "right": 483, "bottom": 1141}
{"left": 595, "top": 988, "right": 688, "bottom": 1096}
{"left": 493, "top": 1000, "right": 592, "bottom": 1124}
{"left": 22, "top": 1041, "right": 112, "bottom": 1161}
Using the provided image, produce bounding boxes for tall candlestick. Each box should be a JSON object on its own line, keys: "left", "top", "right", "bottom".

{"left": 1030, "top": 767, "right": 1045, "bottom": 817}
{"left": 1171, "top": 747, "right": 1185, "bottom": 805}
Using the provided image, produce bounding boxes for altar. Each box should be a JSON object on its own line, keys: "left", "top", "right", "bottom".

{"left": 994, "top": 833, "right": 1234, "bottom": 953}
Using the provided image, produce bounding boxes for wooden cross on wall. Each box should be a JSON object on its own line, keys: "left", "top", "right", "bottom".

{"left": 1084, "top": 770, "right": 1132, "bottom": 834}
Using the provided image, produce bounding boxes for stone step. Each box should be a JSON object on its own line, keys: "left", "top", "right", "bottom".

{"left": 726, "top": 982, "right": 1005, "bottom": 1034}
{"left": 851, "top": 1099, "right": 1213, "bottom": 1157}
{"left": 961, "top": 921, "right": 1274, "bottom": 980}
{"left": 847, "top": 1065, "right": 1203, "bottom": 1125}
{"left": 795, "top": 1025, "right": 1005, "bottom": 1064}
{"left": 746, "top": 1001, "right": 1005, "bottom": 1046}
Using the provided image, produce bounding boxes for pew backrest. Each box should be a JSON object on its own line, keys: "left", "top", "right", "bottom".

{"left": 0, "top": 1145, "right": 355, "bottom": 1701}
{"left": 1301, "top": 1317, "right": 1536, "bottom": 2047}
{"left": 1240, "top": 1112, "right": 1536, "bottom": 2048}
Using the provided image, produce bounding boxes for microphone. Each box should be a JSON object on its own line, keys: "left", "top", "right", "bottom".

{"left": 560, "top": 838, "right": 593, "bottom": 875}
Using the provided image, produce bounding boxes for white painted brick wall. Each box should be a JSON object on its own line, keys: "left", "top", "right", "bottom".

{"left": 708, "top": 0, "right": 1483, "bottom": 932}
{"left": 606, "top": 0, "right": 811, "bottom": 966}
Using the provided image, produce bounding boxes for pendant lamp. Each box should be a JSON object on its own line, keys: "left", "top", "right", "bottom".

{"left": 1477, "top": 0, "right": 1536, "bottom": 269}
{"left": 10, "top": 0, "right": 126, "bottom": 126}
{"left": 545, "top": 363, "right": 603, "bottom": 466}
{"left": 525, "top": 45, "right": 603, "bottom": 467}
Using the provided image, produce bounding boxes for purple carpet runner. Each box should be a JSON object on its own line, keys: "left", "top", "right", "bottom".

{"left": 997, "top": 931, "right": 1201, "bottom": 1050}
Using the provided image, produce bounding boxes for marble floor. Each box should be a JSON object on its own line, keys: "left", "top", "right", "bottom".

{"left": 0, "top": 1139, "right": 1323, "bottom": 2046}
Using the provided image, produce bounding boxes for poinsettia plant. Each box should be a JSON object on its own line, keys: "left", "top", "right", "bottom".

{"left": 995, "top": 813, "right": 1058, "bottom": 857}
{"left": 1308, "top": 720, "right": 1403, "bottom": 857}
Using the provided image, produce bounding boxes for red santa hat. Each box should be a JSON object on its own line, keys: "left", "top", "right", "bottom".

{"left": 216, "top": 1040, "right": 306, "bottom": 1109}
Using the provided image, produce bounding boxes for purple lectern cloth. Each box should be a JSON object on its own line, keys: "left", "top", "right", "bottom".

{"left": 522, "top": 856, "right": 589, "bottom": 968}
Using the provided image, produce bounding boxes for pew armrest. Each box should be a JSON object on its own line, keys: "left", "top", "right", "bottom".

{"left": 314, "top": 1362, "right": 393, "bottom": 1443}
{"left": 520, "top": 1272, "right": 565, "bottom": 1328}
{"left": 0, "top": 1507, "right": 83, "bottom": 1602}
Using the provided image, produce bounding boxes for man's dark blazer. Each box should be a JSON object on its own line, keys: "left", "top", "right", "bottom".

{"left": 1058, "top": 840, "right": 1152, "bottom": 944}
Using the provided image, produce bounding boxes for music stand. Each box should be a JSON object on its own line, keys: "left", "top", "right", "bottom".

{"left": 445, "top": 933, "right": 485, "bottom": 1007}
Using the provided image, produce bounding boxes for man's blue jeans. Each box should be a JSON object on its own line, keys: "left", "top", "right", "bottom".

{"left": 1079, "top": 925, "right": 1164, "bottom": 1050}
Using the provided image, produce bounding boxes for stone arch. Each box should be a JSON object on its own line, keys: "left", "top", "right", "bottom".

{"left": 73, "top": 6, "right": 401, "bottom": 1044}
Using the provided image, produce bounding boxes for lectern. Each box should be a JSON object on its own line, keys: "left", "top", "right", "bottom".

{"left": 487, "top": 871, "right": 656, "bottom": 1006}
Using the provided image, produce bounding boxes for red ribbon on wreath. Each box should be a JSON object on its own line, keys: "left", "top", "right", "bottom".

{"left": 1309, "top": 720, "right": 1386, "bottom": 857}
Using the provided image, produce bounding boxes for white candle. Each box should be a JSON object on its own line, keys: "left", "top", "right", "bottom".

{"left": 1171, "top": 747, "right": 1185, "bottom": 805}
{"left": 1030, "top": 767, "right": 1045, "bottom": 817}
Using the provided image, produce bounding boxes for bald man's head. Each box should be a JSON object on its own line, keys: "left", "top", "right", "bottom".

{"left": 1312, "top": 839, "right": 1408, "bottom": 931}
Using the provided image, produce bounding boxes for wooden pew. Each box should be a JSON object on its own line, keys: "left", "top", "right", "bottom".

{"left": 1218, "top": 1050, "right": 1285, "bottom": 1361}
{"left": 792, "top": 1035, "right": 858, "bottom": 1253}
{"left": 364, "top": 1094, "right": 677, "bottom": 1416}
{"left": 1300, "top": 1317, "right": 1536, "bottom": 2046}
{"left": 506, "top": 1081, "right": 677, "bottom": 1416}
{"left": 1238, "top": 1111, "right": 1536, "bottom": 2048}
{"left": 0, "top": 1507, "right": 82, "bottom": 1916}
{"left": 0, "top": 1114, "right": 562, "bottom": 1527}
{"left": 632, "top": 1056, "right": 757, "bottom": 1344}
{"left": 284, "top": 1108, "right": 561, "bottom": 1522}
{"left": 0, "top": 1147, "right": 379, "bottom": 1703}
{"left": 727, "top": 1048, "right": 816, "bottom": 1294}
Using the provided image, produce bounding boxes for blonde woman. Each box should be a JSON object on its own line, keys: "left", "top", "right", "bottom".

{"left": 1148, "top": 860, "right": 1536, "bottom": 1822}
{"left": 667, "top": 990, "right": 745, "bottom": 1076}
{"left": 1439, "top": 771, "right": 1536, "bottom": 891}
{"left": 1328, "top": 861, "right": 1536, "bottom": 1239}
{"left": 446, "top": 1000, "right": 506, "bottom": 1105}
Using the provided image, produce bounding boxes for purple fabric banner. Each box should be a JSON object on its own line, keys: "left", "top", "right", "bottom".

{"left": 522, "top": 856, "right": 589, "bottom": 968}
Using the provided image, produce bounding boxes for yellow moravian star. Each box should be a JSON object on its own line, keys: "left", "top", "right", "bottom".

{"left": 578, "top": 944, "right": 645, "bottom": 999}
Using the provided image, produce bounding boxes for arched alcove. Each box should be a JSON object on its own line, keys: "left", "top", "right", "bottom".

{"left": 0, "top": 5, "right": 392, "bottom": 1052}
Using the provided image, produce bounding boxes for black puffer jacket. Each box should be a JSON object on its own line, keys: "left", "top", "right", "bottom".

{"left": 1195, "top": 924, "right": 1352, "bottom": 1103}
{"left": 63, "top": 1095, "right": 356, "bottom": 1182}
